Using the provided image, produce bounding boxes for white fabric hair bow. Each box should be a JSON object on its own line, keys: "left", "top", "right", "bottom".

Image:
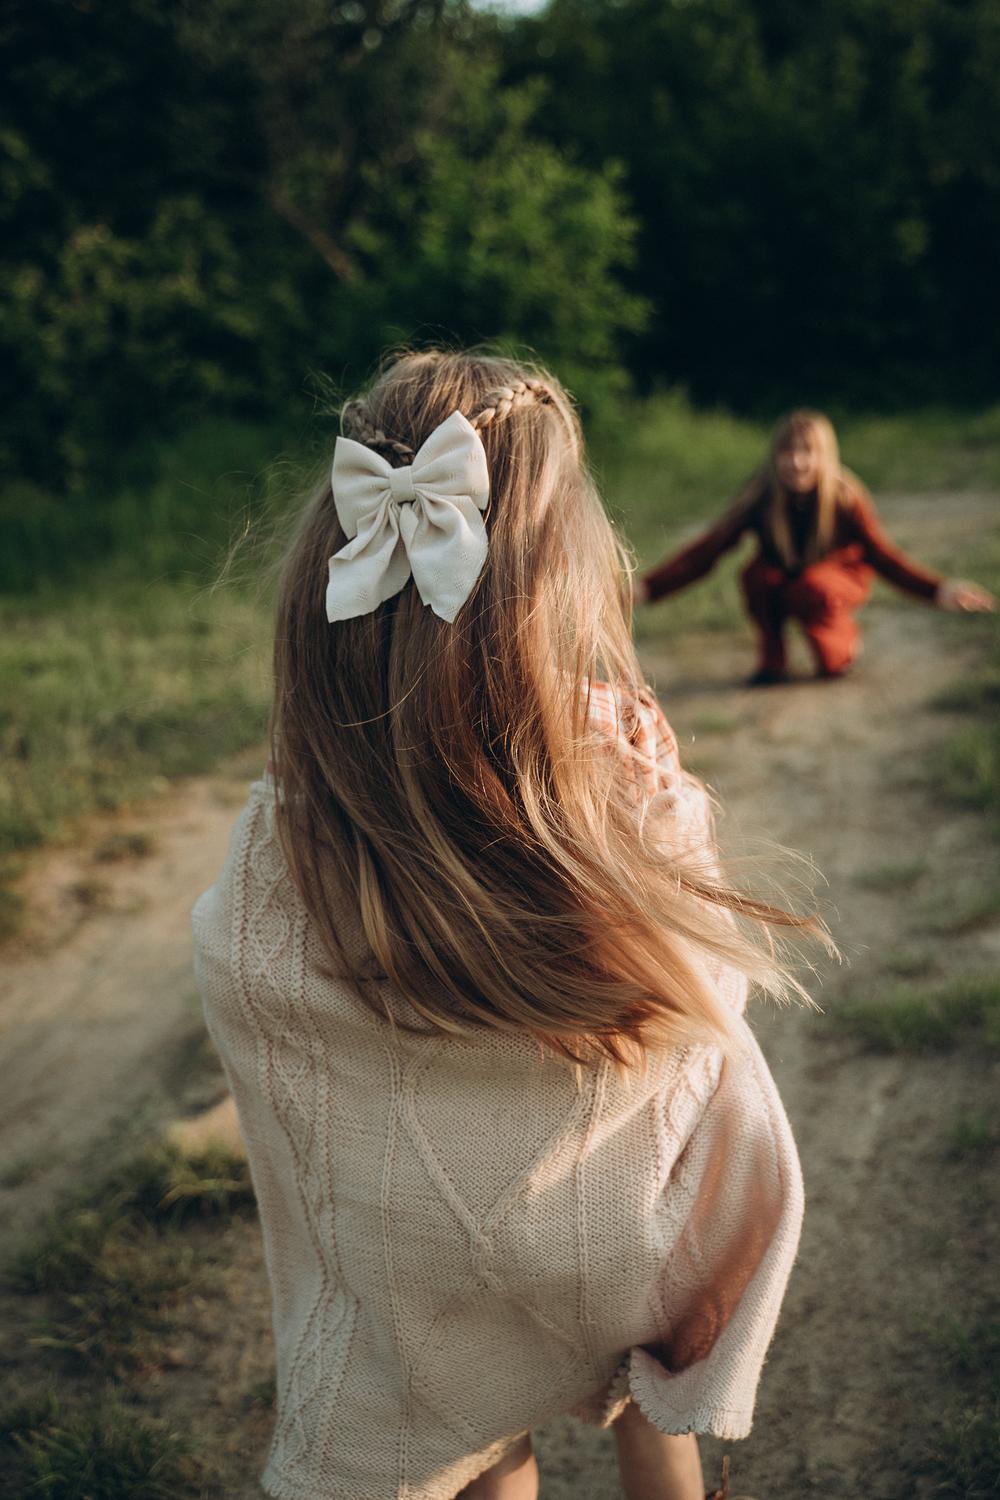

{"left": 326, "top": 410, "right": 490, "bottom": 623}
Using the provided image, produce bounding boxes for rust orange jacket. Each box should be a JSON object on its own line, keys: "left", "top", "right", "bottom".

{"left": 642, "top": 483, "right": 942, "bottom": 604}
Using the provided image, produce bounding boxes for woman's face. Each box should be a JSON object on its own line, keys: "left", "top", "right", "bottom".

{"left": 775, "top": 435, "right": 820, "bottom": 493}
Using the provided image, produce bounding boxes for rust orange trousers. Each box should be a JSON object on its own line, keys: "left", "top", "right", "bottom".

{"left": 740, "top": 555, "right": 873, "bottom": 677}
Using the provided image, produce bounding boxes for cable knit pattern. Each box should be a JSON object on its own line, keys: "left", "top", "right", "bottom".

{"left": 192, "top": 689, "right": 803, "bottom": 1500}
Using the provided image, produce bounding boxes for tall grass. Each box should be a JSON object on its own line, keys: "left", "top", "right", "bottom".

{"left": 0, "top": 584, "right": 271, "bottom": 855}
{"left": 0, "top": 415, "right": 321, "bottom": 595}
{"left": 0, "top": 419, "right": 317, "bottom": 906}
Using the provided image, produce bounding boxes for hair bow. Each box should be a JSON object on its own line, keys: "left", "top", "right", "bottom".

{"left": 326, "top": 410, "right": 490, "bottom": 623}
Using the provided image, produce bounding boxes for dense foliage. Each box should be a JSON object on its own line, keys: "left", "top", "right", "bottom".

{"left": 0, "top": 0, "right": 642, "bottom": 492}
{"left": 2, "top": 0, "right": 999, "bottom": 496}
{"left": 509, "top": 0, "right": 1000, "bottom": 404}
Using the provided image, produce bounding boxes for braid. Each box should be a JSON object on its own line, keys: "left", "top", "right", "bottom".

{"left": 468, "top": 378, "right": 553, "bottom": 433}
{"left": 341, "top": 377, "right": 557, "bottom": 461}
{"left": 341, "top": 400, "right": 415, "bottom": 461}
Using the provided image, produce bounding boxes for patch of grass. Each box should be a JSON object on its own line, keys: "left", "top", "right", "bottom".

{"left": 92, "top": 829, "right": 157, "bottom": 863}
{"left": 923, "top": 883, "right": 1000, "bottom": 936}
{"left": 2, "top": 1400, "right": 196, "bottom": 1500}
{"left": 0, "top": 414, "right": 314, "bottom": 596}
{"left": 935, "top": 723, "right": 1000, "bottom": 813}
{"left": 916, "top": 1322, "right": 1000, "bottom": 1497}
{"left": 687, "top": 710, "right": 740, "bottom": 736}
{"left": 932, "top": 667, "right": 1000, "bottom": 715}
{"left": 0, "top": 582, "right": 271, "bottom": 859}
{"left": 595, "top": 392, "right": 767, "bottom": 562}
{"left": 925, "top": 1398, "right": 1000, "bottom": 1499}
{"left": 834, "top": 404, "right": 1000, "bottom": 493}
{"left": 928, "top": 523, "right": 1000, "bottom": 826}
{"left": 633, "top": 550, "right": 748, "bottom": 641}
{"left": 7, "top": 1142, "right": 255, "bottom": 1374}
{"left": 938, "top": 1319, "right": 1000, "bottom": 1381}
{"left": 10, "top": 1213, "right": 195, "bottom": 1375}
{"left": 947, "top": 1113, "right": 999, "bottom": 1160}
{"left": 13, "top": 1142, "right": 257, "bottom": 1254}
{"left": 882, "top": 947, "right": 938, "bottom": 979}
{"left": 855, "top": 859, "right": 927, "bottom": 892}
{"left": 0, "top": 414, "right": 311, "bottom": 863}
{"left": 831, "top": 975, "right": 1000, "bottom": 1052}
{"left": 107, "top": 1141, "right": 256, "bottom": 1226}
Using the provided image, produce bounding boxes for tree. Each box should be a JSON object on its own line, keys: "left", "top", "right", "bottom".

{"left": 0, "top": 0, "right": 645, "bottom": 488}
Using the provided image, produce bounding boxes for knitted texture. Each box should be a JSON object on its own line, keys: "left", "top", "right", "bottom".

{"left": 192, "top": 689, "right": 803, "bottom": 1500}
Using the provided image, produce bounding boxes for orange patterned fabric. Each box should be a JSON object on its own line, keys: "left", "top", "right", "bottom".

{"left": 583, "top": 679, "right": 681, "bottom": 797}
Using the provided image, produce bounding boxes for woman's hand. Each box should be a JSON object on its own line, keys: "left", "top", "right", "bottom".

{"left": 936, "top": 579, "right": 996, "bottom": 613}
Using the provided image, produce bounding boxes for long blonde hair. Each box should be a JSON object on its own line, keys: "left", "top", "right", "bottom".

{"left": 764, "top": 409, "right": 845, "bottom": 568}
{"left": 271, "top": 349, "right": 817, "bottom": 1065}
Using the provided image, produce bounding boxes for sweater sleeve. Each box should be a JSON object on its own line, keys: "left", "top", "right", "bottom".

{"left": 642, "top": 492, "right": 757, "bottom": 602}
{"left": 844, "top": 486, "right": 941, "bottom": 600}
{"left": 625, "top": 1026, "right": 803, "bottom": 1439}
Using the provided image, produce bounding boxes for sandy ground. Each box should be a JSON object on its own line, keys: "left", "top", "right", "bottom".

{"left": 0, "top": 493, "right": 997, "bottom": 1497}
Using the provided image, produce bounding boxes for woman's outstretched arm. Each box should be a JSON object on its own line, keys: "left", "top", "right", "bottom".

{"left": 847, "top": 486, "right": 995, "bottom": 611}
{"left": 639, "top": 483, "right": 761, "bottom": 604}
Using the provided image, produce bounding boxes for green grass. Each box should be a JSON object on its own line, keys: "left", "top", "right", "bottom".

{"left": 925, "top": 1399, "right": 1000, "bottom": 1499}
{"left": 831, "top": 975, "right": 1000, "bottom": 1052}
{"left": 0, "top": 583, "right": 271, "bottom": 856}
{"left": 0, "top": 1138, "right": 256, "bottom": 1491}
{"left": 855, "top": 859, "right": 927, "bottom": 893}
{"left": 935, "top": 725, "right": 1000, "bottom": 813}
{"left": 0, "top": 415, "right": 318, "bottom": 929}
{"left": 8, "top": 1143, "right": 255, "bottom": 1375}
{"left": 933, "top": 666, "right": 1000, "bottom": 715}
{"left": 688, "top": 710, "right": 740, "bottom": 736}
{"left": 1, "top": 1398, "right": 196, "bottom": 1500}
{"left": 0, "top": 415, "right": 317, "bottom": 595}
{"left": 927, "top": 523, "right": 1000, "bottom": 822}
{"left": 12, "top": 1214, "right": 196, "bottom": 1375}
{"left": 937, "top": 1319, "right": 1000, "bottom": 1381}
{"left": 920, "top": 1321, "right": 1000, "bottom": 1499}
{"left": 947, "top": 1113, "right": 999, "bottom": 1160}
{"left": 923, "top": 884, "right": 1000, "bottom": 936}
{"left": 881, "top": 947, "right": 938, "bottom": 979}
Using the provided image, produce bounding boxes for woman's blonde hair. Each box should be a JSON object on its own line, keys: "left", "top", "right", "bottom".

{"left": 764, "top": 409, "right": 848, "bottom": 568}
{"left": 271, "top": 349, "right": 817, "bottom": 1065}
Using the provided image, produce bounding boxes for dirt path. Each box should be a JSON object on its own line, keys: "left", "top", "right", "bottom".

{"left": 1, "top": 493, "right": 996, "bottom": 1497}
{"left": 0, "top": 754, "right": 260, "bottom": 1249}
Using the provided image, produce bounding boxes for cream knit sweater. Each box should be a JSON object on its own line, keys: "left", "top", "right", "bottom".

{"left": 192, "top": 707, "right": 803, "bottom": 1500}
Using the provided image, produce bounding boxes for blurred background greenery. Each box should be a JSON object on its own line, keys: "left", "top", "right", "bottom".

{"left": 2, "top": 0, "right": 999, "bottom": 872}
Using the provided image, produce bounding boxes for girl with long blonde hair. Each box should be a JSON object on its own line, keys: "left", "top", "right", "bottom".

{"left": 194, "top": 350, "right": 818, "bottom": 1500}
{"left": 639, "top": 409, "right": 994, "bottom": 683}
